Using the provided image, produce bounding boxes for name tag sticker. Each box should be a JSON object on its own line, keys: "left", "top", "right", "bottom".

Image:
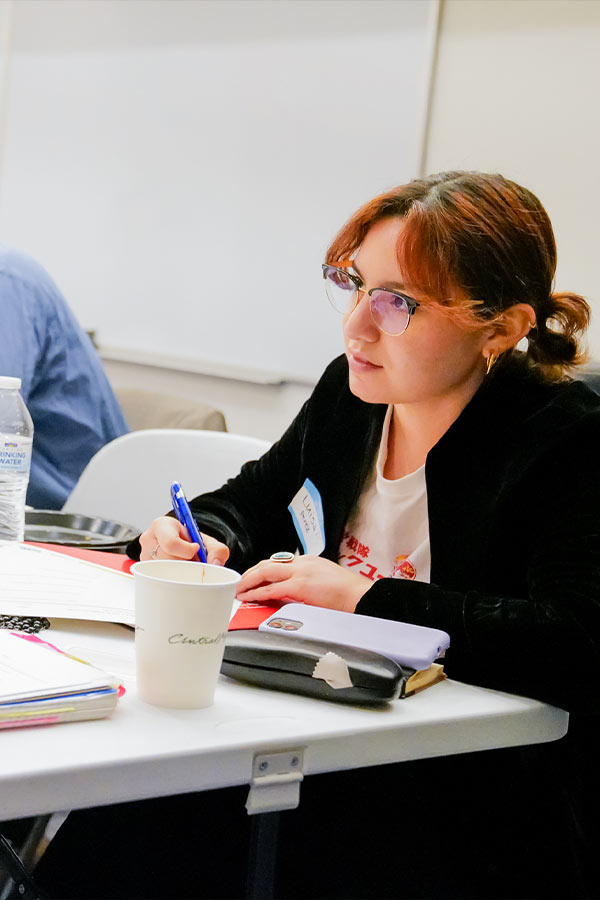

{"left": 288, "top": 478, "right": 326, "bottom": 556}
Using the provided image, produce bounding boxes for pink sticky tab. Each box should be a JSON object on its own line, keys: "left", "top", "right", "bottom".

{"left": 10, "top": 632, "right": 66, "bottom": 654}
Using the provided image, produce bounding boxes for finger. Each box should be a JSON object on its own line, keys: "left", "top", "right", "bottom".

{"left": 206, "top": 545, "right": 229, "bottom": 566}
{"left": 149, "top": 517, "right": 200, "bottom": 560}
{"left": 139, "top": 540, "right": 157, "bottom": 561}
{"left": 236, "top": 579, "right": 302, "bottom": 605}
{"left": 149, "top": 542, "right": 200, "bottom": 562}
{"left": 201, "top": 534, "right": 230, "bottom": 567}
{"left": 158, "top": 523, "right": 197, "bottom": 555}
{"left": 139, "top": 525, "right": 161, "bottom": 561}
{"left": 238, "top": 562, "right": 294, "bottom": 592}
{"left": 241, "top": 556, "right": 288, "bottom": 579}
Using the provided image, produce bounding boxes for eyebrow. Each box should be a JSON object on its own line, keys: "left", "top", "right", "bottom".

{"left": 350, "top": 260, "right": 409, "bottom": 293}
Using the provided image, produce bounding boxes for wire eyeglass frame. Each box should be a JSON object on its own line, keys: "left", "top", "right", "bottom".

{"left": 322, "top": 263, "right": 419, "bottom": 336}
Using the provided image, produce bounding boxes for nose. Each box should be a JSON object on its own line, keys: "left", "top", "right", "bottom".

{"left": 343, "top": 288, "right": 379, "bottom": 343}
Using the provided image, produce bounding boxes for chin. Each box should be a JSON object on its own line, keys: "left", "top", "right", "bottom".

{"left": 347, "top": 371, "right": 389, "bottom": 405}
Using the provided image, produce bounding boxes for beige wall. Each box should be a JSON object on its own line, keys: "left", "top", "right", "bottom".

{"left": 426, "top": 0, "right": 600, "bottom": 359}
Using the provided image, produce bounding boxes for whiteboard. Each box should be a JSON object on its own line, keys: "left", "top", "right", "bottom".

{"left": 0, "top": 0, "right": 435, "bottom": 384}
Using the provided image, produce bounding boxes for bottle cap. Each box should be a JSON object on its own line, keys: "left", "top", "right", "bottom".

{"left": 0, "top": 376, "right": 22, "bottom": 389}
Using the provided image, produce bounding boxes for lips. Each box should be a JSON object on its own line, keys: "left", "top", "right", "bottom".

{"left": 347, "top": 351, "right": 382, "bottom": 373}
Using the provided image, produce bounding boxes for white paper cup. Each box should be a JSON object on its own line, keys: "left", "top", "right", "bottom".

{"left": 131, "top": 559, "right": 241, "bottom": 709}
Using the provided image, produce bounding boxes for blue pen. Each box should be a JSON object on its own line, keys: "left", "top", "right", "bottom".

{"left": 170, "top": 481, "right": 208, "bottom": 563}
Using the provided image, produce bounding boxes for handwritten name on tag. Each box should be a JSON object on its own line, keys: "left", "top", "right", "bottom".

{"left": 288, "top": 478, "right": 325, "bottom": 556}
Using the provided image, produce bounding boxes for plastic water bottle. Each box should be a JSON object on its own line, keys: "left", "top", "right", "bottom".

{"left": 0, "top": 376, "right": 34, "bottom": 542}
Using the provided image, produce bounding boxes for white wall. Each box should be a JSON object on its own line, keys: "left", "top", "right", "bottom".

{"left": 0, "top": 0, "right": 434, "bottom": 385}
{"left": 107, "top": 0, "right": 600, "bottom": 438}
{"left": 425, "top": 0, "right": 600, "bottom": 359}
{"left": 2, "top": 0, "right": 599, "bottom": 442}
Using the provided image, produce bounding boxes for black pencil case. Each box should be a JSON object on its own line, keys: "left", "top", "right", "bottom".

{"left": 221, "top": 629, "right": 416, "bottom": 704}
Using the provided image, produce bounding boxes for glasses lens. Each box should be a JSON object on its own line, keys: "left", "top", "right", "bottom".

{"left": 369, "top": 289, "right": 411, "bottom": 335}
{"left": 323, "top": 265, "right": 357, "bottom": 314}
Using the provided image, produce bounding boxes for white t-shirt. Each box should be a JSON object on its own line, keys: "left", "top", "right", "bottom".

{"left": 338, "top": 405, "right": 431, "bottom": 585}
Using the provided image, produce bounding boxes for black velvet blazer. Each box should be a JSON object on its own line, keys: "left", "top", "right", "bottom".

{"left": 134, "top": 354, "right": 600, "bottom": 713}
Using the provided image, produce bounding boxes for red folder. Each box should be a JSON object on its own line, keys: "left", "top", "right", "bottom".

{"left": 229, "top": 601, "right": 282, "bottom": 631}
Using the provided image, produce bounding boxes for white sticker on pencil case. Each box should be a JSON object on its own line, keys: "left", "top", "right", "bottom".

{"left": 288, "top": 478, "right": 325, "bottom": 555}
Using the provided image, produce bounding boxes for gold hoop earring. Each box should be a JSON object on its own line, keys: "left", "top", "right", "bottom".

{"left": 485, "top": 352, "right": 498, "bottom": 376}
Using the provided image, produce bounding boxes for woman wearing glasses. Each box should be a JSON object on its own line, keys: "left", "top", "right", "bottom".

{"left": 141, "top": 172, "right": 597, "bottom": 711}
{"left": 40, "top": 173, "right": 599, "bottom": 900}
{"left": 136, "top": 171, "right": 600, "bottom": 896}
{"left": 130, "top": 172, "right": 600, "bottom": 897}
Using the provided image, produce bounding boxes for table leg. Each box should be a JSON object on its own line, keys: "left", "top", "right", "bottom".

{"left": 246, "top": 811, "right": 280, "bottom": 900}
{"left": 0, "top": 832, "right": 48, "bottom": 900}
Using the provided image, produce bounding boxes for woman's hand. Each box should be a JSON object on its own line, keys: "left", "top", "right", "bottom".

{"left": 139, "top": 516, "right": 230, "bottom": 566}
{"left": 236, "top": 555, "right": 370, "bottom": 613}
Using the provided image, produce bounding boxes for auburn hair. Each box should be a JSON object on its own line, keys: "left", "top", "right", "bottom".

{"left": 325, "top": 171, "right": 590, "bottom": 379}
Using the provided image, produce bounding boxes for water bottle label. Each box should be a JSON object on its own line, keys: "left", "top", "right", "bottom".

{"left": 0, "top": 436, "right": 32, "bottom": 474}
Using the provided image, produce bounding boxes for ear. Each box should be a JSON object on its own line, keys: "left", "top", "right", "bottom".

{"left": 482, "top": 303, "right": 536, "bottom": 357}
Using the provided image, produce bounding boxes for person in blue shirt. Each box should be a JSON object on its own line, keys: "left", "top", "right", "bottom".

{"left": 0, "top": 243, "right": 128, "bottom": 509}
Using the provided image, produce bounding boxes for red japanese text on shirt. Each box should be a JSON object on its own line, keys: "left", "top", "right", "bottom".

{"left": 338, "top": 531, "right": 417, "bottom": 581}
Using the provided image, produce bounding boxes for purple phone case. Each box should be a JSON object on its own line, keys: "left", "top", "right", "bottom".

{"left": 258, "top": 603, "right": 450, "bottom": 670}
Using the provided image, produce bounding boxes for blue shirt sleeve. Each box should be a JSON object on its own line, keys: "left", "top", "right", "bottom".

{"left": 0, "top": 245, "right": 128, "bottom": 509}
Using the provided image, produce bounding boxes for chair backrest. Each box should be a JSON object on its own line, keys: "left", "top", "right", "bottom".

{"left": 114, "top": 387, "right": 227, "bottom": 432}
{"left": 62, "top": 429, "right": 272, "bottom": 531}
{"left": 576, "top": 364, "right": 600, "bottom": 396}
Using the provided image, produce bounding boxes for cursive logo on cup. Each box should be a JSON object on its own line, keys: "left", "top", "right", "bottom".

{"left": 168, "top": 632, "right": 227, "bottom": 646}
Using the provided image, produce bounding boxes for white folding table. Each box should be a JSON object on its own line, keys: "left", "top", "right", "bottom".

{"left": 0, "top": 618, "right": 569, "bottom": 899}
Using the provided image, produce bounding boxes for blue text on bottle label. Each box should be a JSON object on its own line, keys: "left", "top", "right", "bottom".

{"left": 0, "top": 437, "right": 32, "bottom": 474}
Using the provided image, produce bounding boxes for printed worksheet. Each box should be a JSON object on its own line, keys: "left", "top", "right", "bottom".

{"left": 0, "top": 543, "right": 134, "bottom": 625}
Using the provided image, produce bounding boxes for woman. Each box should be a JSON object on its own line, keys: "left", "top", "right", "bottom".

{"left": 39, "top": 173, "right": 600, "bottom": 900}
{"left": 139, "top": 170, "right": 599, "bottom": 714}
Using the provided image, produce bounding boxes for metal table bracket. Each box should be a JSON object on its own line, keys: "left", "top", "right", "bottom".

{"left": 246, "top": 749, "right": 304, "bottom": 815}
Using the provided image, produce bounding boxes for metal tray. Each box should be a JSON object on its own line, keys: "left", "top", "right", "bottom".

{"left": 24, "top": 510, "right": 138, "bottom": 551}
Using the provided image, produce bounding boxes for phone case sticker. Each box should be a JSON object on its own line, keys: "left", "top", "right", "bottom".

{"left": 288, "top": 478, "right": 325, "bottom": 556}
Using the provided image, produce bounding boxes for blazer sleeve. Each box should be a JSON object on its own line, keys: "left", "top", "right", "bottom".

{"left": 126, "top": 354, "right": 363, "bottom": 566}
{"left": 187, "top": 403, "right": 309, "bottom": 572}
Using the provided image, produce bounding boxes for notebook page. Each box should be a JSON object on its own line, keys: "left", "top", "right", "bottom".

{"left": 0, "top": 543, "right": 134, "bottom": 625}
{"left": 0, "top": 630, "right": 115, "bottom": 702}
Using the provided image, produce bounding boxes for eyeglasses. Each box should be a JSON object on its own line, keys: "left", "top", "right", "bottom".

{"left": 322, "top": 264, "right": 419, "bottom": 336}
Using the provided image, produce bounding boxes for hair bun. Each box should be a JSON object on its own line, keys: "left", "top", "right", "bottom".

{"left": 527, "top": 291, "right": 590, "bottom": 374}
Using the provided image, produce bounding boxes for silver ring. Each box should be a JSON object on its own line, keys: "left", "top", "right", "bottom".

{"left": 151, "top": 544, "right": 159, "bottom": 560}
{"left": 270, "top": 551, "right": 295, "bottom": 563}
